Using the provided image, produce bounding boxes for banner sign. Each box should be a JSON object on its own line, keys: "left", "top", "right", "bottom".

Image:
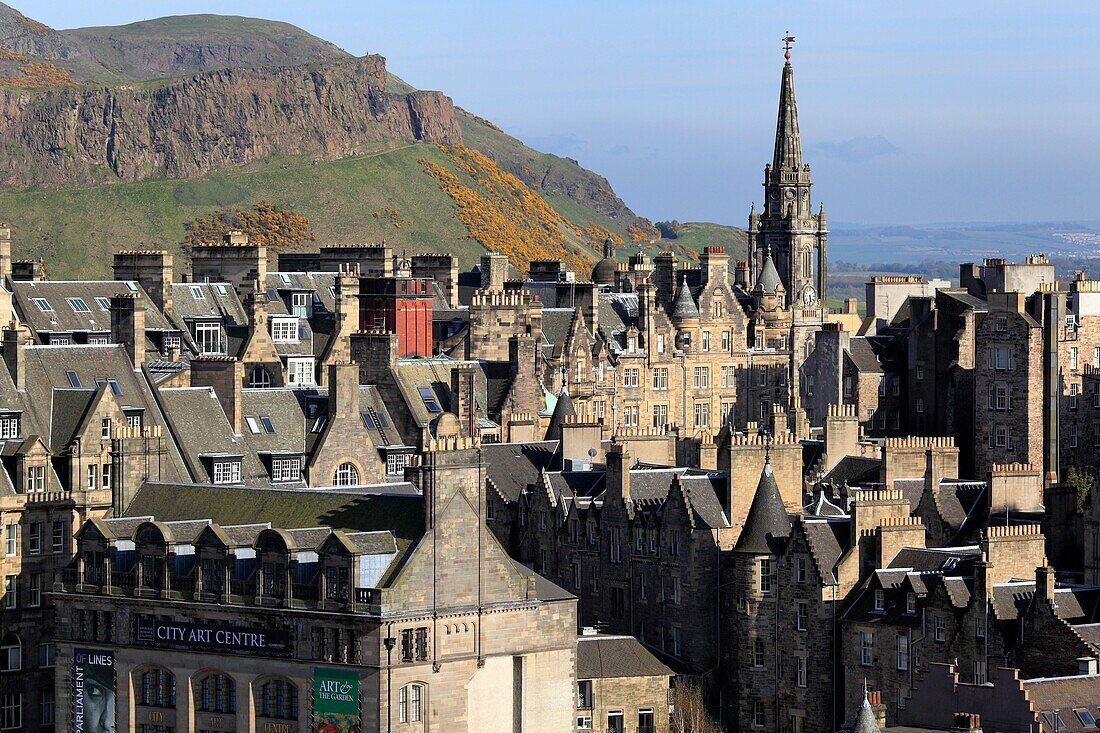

{"left": 72, "top": 648, "right": 115, "bottom": 733}
{"left": 134, "top": 616, "right": 293, "bottom": 656}
{"left": 313, "top": 667, "right": 361, "bottom": 732}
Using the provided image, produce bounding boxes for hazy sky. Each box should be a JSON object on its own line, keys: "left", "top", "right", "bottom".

{"left": 18, "top": 1, "right": 1100, "bottom": 227}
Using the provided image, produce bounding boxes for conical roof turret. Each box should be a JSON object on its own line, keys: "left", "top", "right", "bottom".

{"left": 670, "top": 275, "right": 699, "bottom": 319}
{"left": 756, "top": 251, "right": 783, "bottom": 294}
{"left": 852, "top": 696, "right": 882, "bottom": 733}
{"left": 735, "top": 456, "right": 791, "bottom": 554}
{"left": 544, "top": 384, "right": 576, "bottom": 441}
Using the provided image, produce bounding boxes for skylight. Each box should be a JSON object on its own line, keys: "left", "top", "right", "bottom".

{"left": 125, "top": 281, "right": 138, "bottom": 292}
{"left": 31, "top": 298, "right": 52, "bottom": 312}
{"left": 260, "top": 416, "right": 275, "bottom": 434}
{"left": 418, "top": 386, "right": 442, "bottom": 413}
{"left": 94, "top": 297, "right": 111, "bottom": 311}
{"left": 66, "top": 371, "right": 81, "bottom": 388}
{"left": 66, "top": 297, "right": 91, "bottom": 314}
{"left": 190, "top": 285, "right": 205, "bottom": 300}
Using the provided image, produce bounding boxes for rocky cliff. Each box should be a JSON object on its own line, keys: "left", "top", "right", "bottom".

{"left": 0, "top": 55, "right": 462, "bottom": 186}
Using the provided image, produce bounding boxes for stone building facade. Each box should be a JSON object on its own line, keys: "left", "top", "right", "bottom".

{"left": 52, "top": 436, "right": 579, "bottom": 733}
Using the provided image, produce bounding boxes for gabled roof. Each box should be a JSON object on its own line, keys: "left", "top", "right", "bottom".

{"left": 482, "top": 441, "right": 559, "bottom": 503}
{"left": 735, "top": 459, "right": 791, "bottom": 554}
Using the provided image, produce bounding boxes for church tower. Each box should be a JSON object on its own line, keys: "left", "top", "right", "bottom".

{"left": 747, "top": 40, "right": 828, "bottom": 315}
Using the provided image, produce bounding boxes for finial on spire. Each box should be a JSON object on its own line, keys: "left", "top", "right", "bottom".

{"left": 783, "top": 32, "right": 795, "bottom": 62}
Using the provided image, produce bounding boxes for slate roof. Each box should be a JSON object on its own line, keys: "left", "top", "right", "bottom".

{"left": 576, "top": 634, "right": 674, "bottom": 680}
{"left": 541, "top": 308, "right": 576, "bottom": 357}
{"left": 240, "top": 388, "right": 308, "bottom": 455}
{"left": 598, "top": 293, "right": 637, "bottom": 336}
{"left": 991, "top": 583, "right": 1100, "bottom": 623}
{"left": 800, "top": 518, "right": 846, "bottom": 583}
{"left": 847, "top": 338, "right": 884, "bottom": 373}
{"left": 11, "top": 280, "right": 172, "bottom": 333}
{"left": 157, "top": 387, "right": 267, "bottom": 485}
{"left": 1025, "top": 675, "right": 1100, "bottom": 733}
{"left": 822, "top": 456, "right": 882, "bottom": 486}
{"left": 482, "top": 441, "right": 559, "bottom": 502}
{"left": 20, "top": 345, "right": 185, "bottom": 480}
{"left": 887, "top": 546, "right": 980, "bottom": 573}
{"left": 735, "top": 460, "right": 791, "bottom": 553}
{"left": 125, "top": 481, "right": 425, "bottom": 546}
{"left": 265, "top": 271, "right": 338, "bottom": 315}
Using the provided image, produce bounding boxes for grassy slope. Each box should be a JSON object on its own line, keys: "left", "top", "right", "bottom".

{"left": 59, "top": 14, "right": 349, "bottom": 83}
{"left": 0, "top": 144, "right": 487, "bottom": 279}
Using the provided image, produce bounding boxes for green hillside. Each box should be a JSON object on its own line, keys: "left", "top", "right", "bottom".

{"left": 0, "top": 142, "right": 636, "bottom": 280}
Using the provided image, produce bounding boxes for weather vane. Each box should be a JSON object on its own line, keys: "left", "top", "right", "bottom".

{"left": 784, "top": 32, "right": 796, "bottom": 61}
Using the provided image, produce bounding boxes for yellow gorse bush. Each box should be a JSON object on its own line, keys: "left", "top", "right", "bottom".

{"left": 421, "top": 145, "right": 594, "bottom": 274}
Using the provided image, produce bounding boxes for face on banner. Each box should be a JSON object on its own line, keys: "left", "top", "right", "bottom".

{"left": 72, "top": 649, "right": 116, "bottom": 733}
{"left": 313, "top": 668, "right": 360, "bottom": 733}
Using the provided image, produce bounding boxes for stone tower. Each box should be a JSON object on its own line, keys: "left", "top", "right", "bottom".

{"left": 748, "top": 49, "right": 828, "bottom": 315}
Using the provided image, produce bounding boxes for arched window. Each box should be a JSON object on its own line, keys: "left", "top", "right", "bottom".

{"left": 248, "top": 367, "right": 272, "bottom": 388}
{"left": 139, "top": 668, "right": 175, "bottom": 708}
{"left": 0, "top": 634, "right": 21, "bottom": 672}
{"left": 333, "top": 462, "right": 359, "bottom": 487}
{"left": 199, "top": 673, "right": 236, "bottom": 714}
{"left": 399, "top": 683, "right": 425, "bottom": 723}
{"left": 260, "top": 679, "right": 298, "bottom": 719}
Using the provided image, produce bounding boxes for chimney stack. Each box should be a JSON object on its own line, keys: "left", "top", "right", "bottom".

{"left": 2, "top": 324, "right": 25, "bottom": 390}
{"left": 110, "top": 294, "right": 146, "bottom": 369}
{"left": 328, "top": 363, "right": 359, "bottom": 420}
{"left": 190, "top": 357, "right": 244, "bottom": 434}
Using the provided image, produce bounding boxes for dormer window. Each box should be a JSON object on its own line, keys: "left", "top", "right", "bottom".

{"left": 25, "top": 465, "right": 45, "bottom": 493}
{"left": 291, "top": 292, "right": 310, "bottom": 318}
{"left": 194, "top": 322, "right": 224, "bottom": 354}
{"left": 0, "top": 414, "right": 19, "bottom": 440}
{"left": 906, "top": 592, "right": 917, "bottom": 614}
{"left": 212, "top": 460, "right": 241, "bottom": 484}
{"left": 271, "top": 317, "right": 299, "bottom": 342}
{"left": 125, "top": 410, "right": 143, "bottom": 429}
{"left": 627, "top": 336, "right": 636, "bottom": 352}
{"left": 874, "top": 588, "right": 885, "bottom": 612}
{"left": 271, "top": 457, "right": 301, "bottom": 483}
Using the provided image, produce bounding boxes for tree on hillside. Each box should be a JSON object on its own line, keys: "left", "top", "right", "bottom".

{"left": 656, "top": 220, "right": 682, "bottom": 240}
{"left": 184, "top": 200, "right": 314, "bottom": 250}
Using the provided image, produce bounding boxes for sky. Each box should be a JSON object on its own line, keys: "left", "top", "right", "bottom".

{"left": 17, "top": 1, "right": 1100, "bottom": 228}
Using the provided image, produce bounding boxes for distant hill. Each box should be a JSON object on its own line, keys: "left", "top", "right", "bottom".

{"left": 0, "top": 3, "right": 655, "bottom": 277}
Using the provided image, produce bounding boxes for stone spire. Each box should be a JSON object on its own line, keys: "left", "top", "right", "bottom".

{"left": 772, "top": 55, "right": 803, "bottom": 172}
{"left": 734, "top": 456, "right": 791, "bottom": 554}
